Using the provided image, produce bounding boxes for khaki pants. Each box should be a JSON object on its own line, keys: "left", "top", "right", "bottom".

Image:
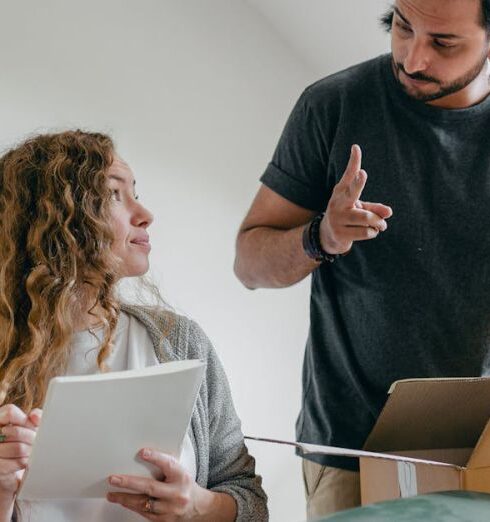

{"left": 302, "top": 459, "right": 361, "bottom": 520}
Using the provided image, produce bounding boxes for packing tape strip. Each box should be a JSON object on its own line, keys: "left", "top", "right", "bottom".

{"left": 397, "top": 461, "right": 418, "bottom": 498}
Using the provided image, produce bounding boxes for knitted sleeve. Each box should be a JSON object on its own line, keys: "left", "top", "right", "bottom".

{"left": 188, "top": 320, "right": 269, "bottom": 522}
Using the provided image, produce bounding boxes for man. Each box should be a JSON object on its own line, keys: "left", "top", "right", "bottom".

{"left": 234, "top": 0, "right": 490, "bottom": 518}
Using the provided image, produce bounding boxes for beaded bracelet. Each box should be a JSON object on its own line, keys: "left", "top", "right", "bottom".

{"left": 302, "top": 212, "right": 340, "bottom": 263}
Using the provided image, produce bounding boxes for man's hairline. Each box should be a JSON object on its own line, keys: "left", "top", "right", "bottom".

{"left": 382, "top": 0, "right": 489, "bottom": 34}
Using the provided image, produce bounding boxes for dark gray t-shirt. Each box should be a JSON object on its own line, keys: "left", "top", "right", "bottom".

{"left": 261, "top": 54, "right": 490, "bottom": 470}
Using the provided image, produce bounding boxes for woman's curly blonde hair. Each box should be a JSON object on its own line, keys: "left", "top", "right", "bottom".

{"left": 0, "top": 130, "right": 123, "bottom": 412}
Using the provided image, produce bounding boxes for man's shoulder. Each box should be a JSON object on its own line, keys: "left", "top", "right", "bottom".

{"left": 302, "top": 54, "right": 390, "bottom": 108}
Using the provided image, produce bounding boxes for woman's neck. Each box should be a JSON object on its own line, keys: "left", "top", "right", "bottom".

{"left": 73, "top": 302, "right": 105, "bottom": 332}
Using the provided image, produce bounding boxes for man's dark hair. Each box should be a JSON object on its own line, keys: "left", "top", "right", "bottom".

{"left": 380, "top": 1, "right": 490, "bottom": 33}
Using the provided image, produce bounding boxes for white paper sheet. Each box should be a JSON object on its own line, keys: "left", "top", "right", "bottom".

{"left": 18, "top": 360, "right": 205, "bottom": 500}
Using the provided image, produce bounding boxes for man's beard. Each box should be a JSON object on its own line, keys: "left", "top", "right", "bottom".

{"left": 392, "top": 52, "right": 489, "bottom": 103}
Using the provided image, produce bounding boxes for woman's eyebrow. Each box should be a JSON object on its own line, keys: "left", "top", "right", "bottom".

{"left": 108, "top": 174, "right": 136, "bottom": 186}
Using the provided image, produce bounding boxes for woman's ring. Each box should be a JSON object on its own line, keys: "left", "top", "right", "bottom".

{"left": 144, "top": 496, "right": 156, "bottom": 513}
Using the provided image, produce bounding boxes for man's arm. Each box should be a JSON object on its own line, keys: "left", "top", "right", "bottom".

{"left": 234, "top": 145, "right": 393, "bottom": 290}
{"left": 234, "top": 185, "right": 319, "bottom": 289}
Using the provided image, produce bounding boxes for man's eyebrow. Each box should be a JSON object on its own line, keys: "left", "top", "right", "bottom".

{"left": 393, "top": 6, "right": 462, "bottom": 39}
{"left": 108, "top": 174, "right": 136, "bottom": 185}
{"left": 393, "top": 7, "right": 411, "bottom": 26}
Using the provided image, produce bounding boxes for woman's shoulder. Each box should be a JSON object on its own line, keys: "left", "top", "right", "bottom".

{"left": 120, "top": 303, "right": 210, "bottom": 360}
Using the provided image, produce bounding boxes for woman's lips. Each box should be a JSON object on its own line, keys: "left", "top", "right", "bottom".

{"left": 130, "top": 239, "right": 151, "bottom": 252}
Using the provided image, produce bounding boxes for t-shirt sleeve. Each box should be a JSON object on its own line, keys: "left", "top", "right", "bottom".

{"left": 261, "top": 89, "right": 330, "bottom": 212}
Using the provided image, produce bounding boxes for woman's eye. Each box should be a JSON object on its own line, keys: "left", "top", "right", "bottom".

{"left": 134, "top": 194, "right": 139, "bottom": 201}
{"left": 110, "top": 189, "right": 120, "bottom": 201}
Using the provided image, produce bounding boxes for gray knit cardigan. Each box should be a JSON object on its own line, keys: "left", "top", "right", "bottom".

{"left": 120, "top": 304, "right": 268, "bottom": 522}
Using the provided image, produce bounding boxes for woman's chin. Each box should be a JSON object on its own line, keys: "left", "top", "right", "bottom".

{"left": 119, "top": 263, "right": 150, "bottom": 279}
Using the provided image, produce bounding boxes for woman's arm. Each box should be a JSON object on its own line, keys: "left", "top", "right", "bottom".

{"left": 190, "top": 487, "right": 236, "bottom": 521}
{"left": 191, "top": 321, "right": 269, "bottom": 522}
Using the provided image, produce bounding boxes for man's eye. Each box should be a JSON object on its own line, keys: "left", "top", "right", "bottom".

{"left": 434, "top": 40, "right": 455, "bottom": 49}
{"left": 396, "top": 22, "right": 412, "bottom": 33}
{"left": 134, "top": 194, "right": 139, "bottom": 201}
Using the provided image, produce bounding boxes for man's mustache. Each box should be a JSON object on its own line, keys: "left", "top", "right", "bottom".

{"left": 396, "top": 62, "right": 440, "bottom": 84}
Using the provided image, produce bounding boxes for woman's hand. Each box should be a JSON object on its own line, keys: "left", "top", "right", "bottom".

{"left": 0, "top": 405, "right": 42, "bottom": 515}
{"left": 107, "top": 448, "right": 236, "bottom": 521}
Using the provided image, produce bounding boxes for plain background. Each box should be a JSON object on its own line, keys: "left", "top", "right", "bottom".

{"left": 0, "top": 1, "right": 389, "bottom": 520}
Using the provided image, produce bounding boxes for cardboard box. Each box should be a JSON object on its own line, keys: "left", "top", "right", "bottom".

{"left": 359, "top": 377, "right": 490, "bottom": 505}
{"left": 247, "top": 377, "right": 490, "bottom": 506}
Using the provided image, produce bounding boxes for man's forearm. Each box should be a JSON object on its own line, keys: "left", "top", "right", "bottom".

{"left": 234, "top": 225, "right": 320, "bottom": 289}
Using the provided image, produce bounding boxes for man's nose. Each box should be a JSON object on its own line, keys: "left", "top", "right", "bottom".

{"left": 403, "top": 39, "right": 430, "bottom": 75}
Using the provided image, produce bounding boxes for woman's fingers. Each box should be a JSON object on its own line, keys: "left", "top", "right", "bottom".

{"left": 0, "top": 442, "right": 31, "bottom": 460}
{"left": 139, "top": 449, "right": 185, "bottom": 483}
{"left": 0, "top": 405, "right": 28, "bottom": 427}
{"left": 107, "top": 474, "right": 176, "bottom": 502}
{"left": 0, "top": 426, "right": 36, "bottom": 445}
{"left": 107, "top": 491, "right": 165, "bottom": 519}
{"left": 26, "top": 409, "right": 42, "bottom": 429}
{"left": 107, "top": 451, "right": 197, "bottom": 518}
{"left": 0, "top": 406, "right": 36, "bottom": 499}
{"left": 0, "top": 457, "right": 29, "bottom": 475}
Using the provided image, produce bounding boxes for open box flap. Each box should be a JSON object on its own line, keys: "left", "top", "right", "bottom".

{"left": 244, "top": 436, "right": 463, "bottom": 469}
{"left": 364, "top": 377, "right": 490, "bottom": 453}
{"left": 467, "top": 419, "right": 490, "bottom": 469}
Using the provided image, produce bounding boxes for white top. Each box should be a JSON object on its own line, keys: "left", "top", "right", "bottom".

{"left": 18, "top": 311, "right": 197, "bottom": 521}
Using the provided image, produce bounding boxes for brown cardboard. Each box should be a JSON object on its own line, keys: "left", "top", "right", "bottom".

{"left": 360, "top": 377, "right": 490, "bottom": 505}
{"left": 360, "top": 458, "right": 399, "bottom": 504}
{"left": 468, "top": 420, "right": 490, "bottom": 468}
{"left": 360, "top": 458, "right": 463, "bottom": 505}
{"left": 246, "top": 377, "right": 490, "bottom": 505}
{"left": 364, "top": 377, "right": 490, "bottom": 452}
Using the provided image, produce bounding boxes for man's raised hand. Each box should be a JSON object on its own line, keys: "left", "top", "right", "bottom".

{"left": 319, "top": 144, "right": 393, "bottom": 255}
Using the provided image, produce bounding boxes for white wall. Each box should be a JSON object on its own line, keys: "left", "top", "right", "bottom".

{"left": 246, "top": 0, "right": 392, "bottom": 77}
{"left": 0, "top": 1, "right": 390, "bottom": 520}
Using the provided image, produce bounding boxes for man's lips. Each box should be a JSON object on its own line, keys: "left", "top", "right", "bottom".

{"left": 403, "top": 74, "right": 432, "bottom": 86}
{"left": 399, "top": 68, "right": 436, "bottom": 86}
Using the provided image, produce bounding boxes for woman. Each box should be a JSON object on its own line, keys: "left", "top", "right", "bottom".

{"left": 0, "top": 130, "right": 268, "bottom": 521}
